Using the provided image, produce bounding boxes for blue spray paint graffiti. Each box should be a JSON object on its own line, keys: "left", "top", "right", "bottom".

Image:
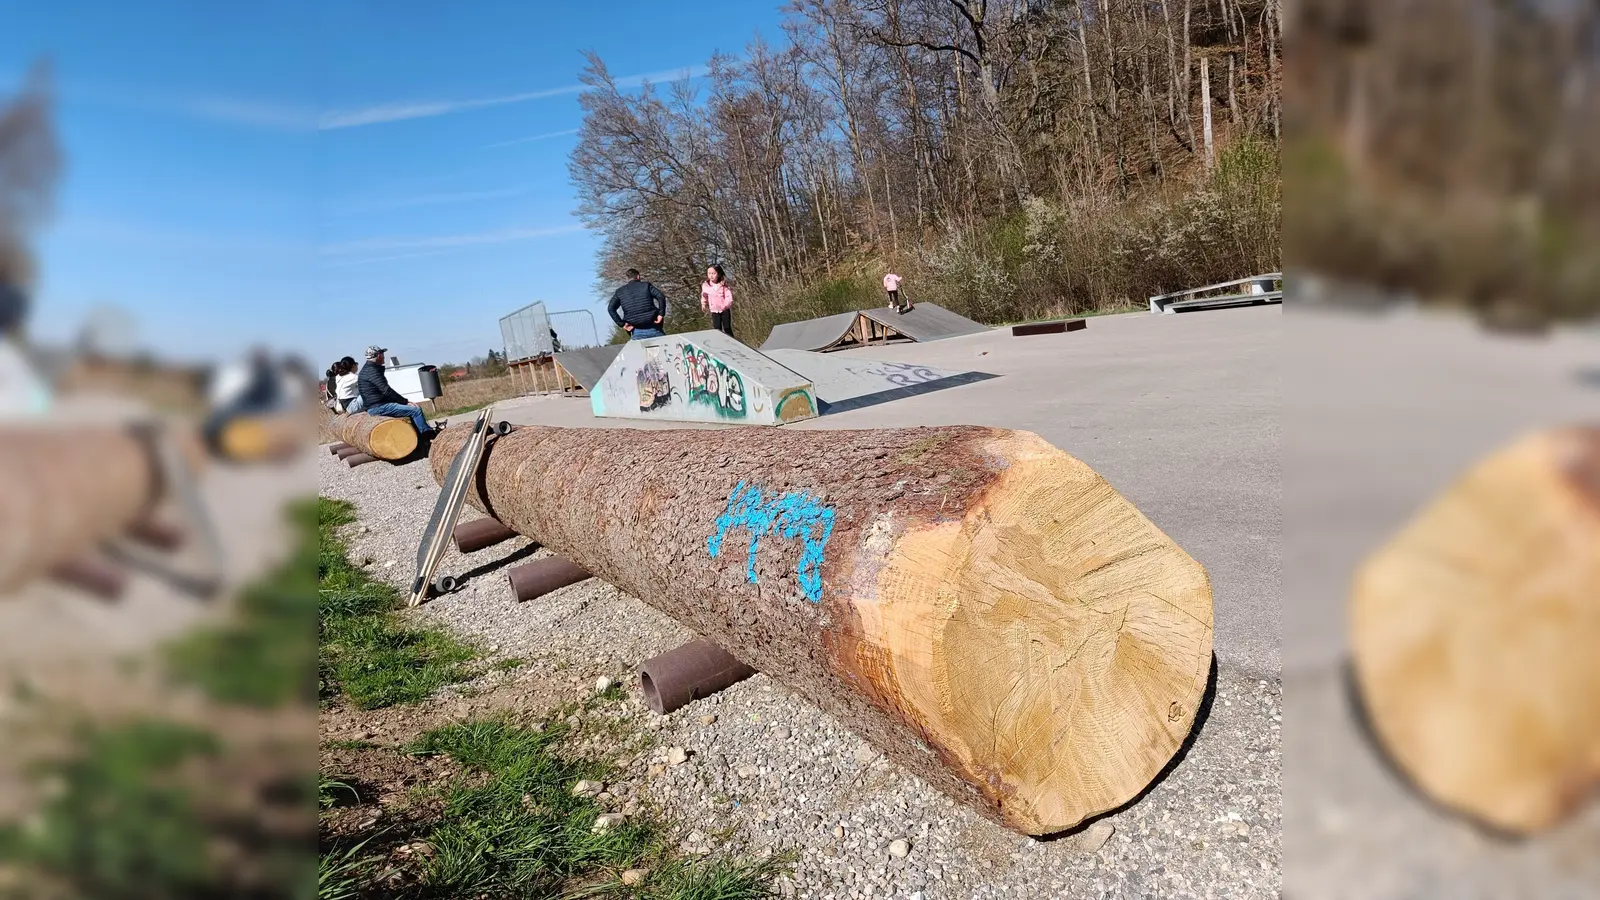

{"left": 707, "top": 480, "right": 836, "bottom": 603}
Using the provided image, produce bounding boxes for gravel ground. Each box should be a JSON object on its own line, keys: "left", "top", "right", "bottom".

{"left": 322, "top": 450, "right": 1281, "bottom": 899}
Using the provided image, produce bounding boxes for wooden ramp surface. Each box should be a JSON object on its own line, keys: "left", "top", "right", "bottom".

{"left": 858, "top": 303, "right": 990, "bottom": 342}
{"left": 553, "top": 344, "right": 624, "bottom": 391}
{"left": 760, "top": 312, "right": 863, "bottom": 353}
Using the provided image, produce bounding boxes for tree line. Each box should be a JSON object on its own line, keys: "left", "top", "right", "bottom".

{"left": 572, "top": 0, "right": 1283, "bottom": 341}
{"left": 1290, "top": 0, "right": 1600, "bottom": 326}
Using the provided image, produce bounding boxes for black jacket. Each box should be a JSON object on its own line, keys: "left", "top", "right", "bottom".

{"left": 358, "top": 361, "right": 409, "bottom": 409}
{"left": 607, "top": 279, "right": 667, "bottom": 328}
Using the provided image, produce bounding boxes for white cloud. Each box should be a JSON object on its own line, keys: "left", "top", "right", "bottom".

{"left": 482, "top": 128, "right": 580, "bottom": 149}
{"left": 318, "top": 224, "right": 587, "bottom": 265}
{"left": 174, "top": 94, "right": 317, "bottom": 131}
{"left": 320, "top": 64, "right": 709, "bottom": 131}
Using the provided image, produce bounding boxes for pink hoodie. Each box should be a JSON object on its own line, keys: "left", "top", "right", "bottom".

{"left": 701, "top": 280, "right": 733, "bottom": 313}
{"left": 883, "top": 273, "right": 902, "bottom": 292}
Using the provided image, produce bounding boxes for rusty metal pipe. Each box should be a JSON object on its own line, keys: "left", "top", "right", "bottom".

{"left": 329, "top": 442, "right": 352, "bottom": 455}
{"left": 335, "top": 446, "right": 365, "bottom": 460}
{"left": 453, "top": 518, "right": 522, "bottom": 554}
{"left": 126, "top": 518, "right": 186, "bottom": 551}
{"left": 506, "top": 557, "right": 590, "bottom": 602}
{"left": 344, "top": 453, "right": 377, "bottom": 468}
{"left": 638, "top": 639, "right": 757, "bottom": 715}
{"left": 50, "top": 554, "right": 129, "bottom": 600}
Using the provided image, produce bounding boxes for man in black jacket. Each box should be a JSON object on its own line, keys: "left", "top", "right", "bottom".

{"left": 607, "top": 269, "right": 667, "bottom": 339}
{"left": 358, "top": 345, "right": 432, "bottom": 435}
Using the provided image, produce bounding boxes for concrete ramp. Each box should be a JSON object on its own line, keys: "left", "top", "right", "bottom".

{"left": 858, "top": 303, "right": 989, "bottom": 342}
{"left": 553, "top": 344, "right": 623, "bottom": 391}
{"left": 767, "top": 349, "right": 998, "bottom": 415}
{"left": 760, "top": 311, "right": 861, "bottom": 353}
{"left": 591, "top": 330, "right": 818, "bottom": 426}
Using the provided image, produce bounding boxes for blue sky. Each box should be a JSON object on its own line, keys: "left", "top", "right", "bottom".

{"left": 2, "top": 1, "right": 784, "bottom": 367}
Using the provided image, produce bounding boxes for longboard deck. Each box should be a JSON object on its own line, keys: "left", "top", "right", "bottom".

{"left": 410, "top": 407, "right": 493, "bottom": 606}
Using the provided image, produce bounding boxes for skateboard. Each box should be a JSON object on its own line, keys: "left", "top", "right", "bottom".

{"left": 408, "top": 407, "right": 513, "bottom": 606}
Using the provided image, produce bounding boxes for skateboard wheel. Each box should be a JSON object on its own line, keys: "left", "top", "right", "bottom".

{"left": 433, "top": 573, "right": 458, "bottom": 594}
{"left": 494, "top": 421, "right": 513, "bottom": 437}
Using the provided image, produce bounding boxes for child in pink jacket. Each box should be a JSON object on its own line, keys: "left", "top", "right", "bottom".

{"left": 701, "top": 264, "right": 735, "bottom": 338}
{"left": 883, "top": 272, "right": 913, "bottom": 312}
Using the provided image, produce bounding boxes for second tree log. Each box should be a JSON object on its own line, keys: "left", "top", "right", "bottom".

{"left": 430, "top": 423, "right": 1213, "bottom": 835}
{"left": 330, "top": 413, "right": 418, "bottom": 461}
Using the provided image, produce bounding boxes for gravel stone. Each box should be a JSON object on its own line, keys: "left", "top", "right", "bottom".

{"left": 889, "top": 839, "right": 911, "bottom": 859}
{"left": 592, "top": 813, "right": 626, "bottom": 833}
{"left": 621, "top": 868, "right": 648, "bottom": 886}
{"left": 572, "top": 779, "right": 604, "bottom": 797}
{"left": 595, "top": 675, "right": 614, "bottom": 693}
{"left": 666, "top": 746, "right": 689, "bottom": 766}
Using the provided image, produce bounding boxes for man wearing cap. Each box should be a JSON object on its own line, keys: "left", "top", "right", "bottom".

{"left": 358, "top": 345, "right": 432, "bottom": 435}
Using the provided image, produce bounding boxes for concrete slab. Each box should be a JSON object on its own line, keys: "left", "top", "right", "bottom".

{"left": 766, "top": 348, "right": 997, "bottom": 415}
{"left": 591, "top": 330, "right": 818, "bottom": 426}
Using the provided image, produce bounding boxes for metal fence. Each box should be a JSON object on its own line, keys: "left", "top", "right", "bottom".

{"left": 548, "top": 310, "right": 600, "bottom": 351}
{"left": 498, "top": 302, "right": 553, "bottom": 364}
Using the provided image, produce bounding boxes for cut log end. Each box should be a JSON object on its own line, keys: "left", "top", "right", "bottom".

{"left": 1351, "top": 426, "right": 1600, "bottom": 834}
{"left": 366, "top": 417, "right": 419, "bottom": 460}
{"left": 848, "top": 430, "right": 1214, "bottom": 834}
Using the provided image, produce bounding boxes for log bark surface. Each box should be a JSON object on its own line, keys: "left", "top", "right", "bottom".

{"left": 330, "top": 413, "right": 417, "bottom": 461}
{"left": 1351, "top": 426, "right": 1600, "bottom": 834}
{"left": 430, "top": 423, "right": 1213, "bottom": 835}
{"left": 0, "top": 428, "right": 157, "bottom": 590}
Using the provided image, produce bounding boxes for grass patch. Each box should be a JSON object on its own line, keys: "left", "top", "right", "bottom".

{"left": 319, "top": 773, "right": 361, "bottom": 810}
{"left": 429, "top": 399, "right": 492, "bottom": 419}
{"left": 634, "top": 854, "right": 792, "bottom": 900}
{"left": 0, "top": 500, "right": 323, "bottom": 899}
{"left": 318, "top": 497, "right": 479, "bottom": 709}
{"left": 0, "top": 720, "right": 223, "bottom": 898}
{"left": 404, "top": 717, "right": 661, "bottom": 896}
{"left": 165, "top": 499, "right": 321, "bottom": 707}
{"left": 319, "top": 834, "right": 379, "bottom": 900}
{"left": 322, "top": 738, "right": 380, "bottom": 751}
{"left": 493, "top": 657, "right": 528, "bottom": 672}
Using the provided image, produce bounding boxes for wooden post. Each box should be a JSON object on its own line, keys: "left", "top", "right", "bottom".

{"left": 1200, "top": 55, "right": 1215, "bottom": 170}
{"left": 430, "top": 424, "right": 1213, "bottom": 835}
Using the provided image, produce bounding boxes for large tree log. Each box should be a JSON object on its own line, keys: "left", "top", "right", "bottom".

{"left": 431, "top": 423, "right": 1213, "bottom": 835}
{"left": 1351, "top": 426, "right": 1600, "bottom": 834}
{"left": 329, "top": 412, "right": 417, "bottom": 461}
{"left": 0, "top": 427, "right": 158, "bottom": 591}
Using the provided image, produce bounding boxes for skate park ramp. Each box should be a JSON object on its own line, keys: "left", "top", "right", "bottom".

{"left": 858, "top": 303, "right": 990, "bottom": 342}
{"left": 553, "top": 344, "right": 623, "bottom": 391}
{"left": 760, "top": 311, "right": 861, "bottom": 353}
{"left": 591, "top": 330, "right": 818, "bottom": 426}
{"left": 760, "top": 303, "right": 990, "bottom": 352}
{"left": 767, "top": 349, "right": 998, "bottom": 415}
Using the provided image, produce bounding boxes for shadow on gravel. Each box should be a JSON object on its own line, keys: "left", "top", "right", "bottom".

{"left": 1039, "top": 653, "right": 1220, "bottom": 844}
{"left": 453, "top": 541, "right": 542, "bottom": 586}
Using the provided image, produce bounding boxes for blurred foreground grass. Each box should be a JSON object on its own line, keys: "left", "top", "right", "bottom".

{"left": 0, "top": 499, "right": 320, "bottom": 899}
